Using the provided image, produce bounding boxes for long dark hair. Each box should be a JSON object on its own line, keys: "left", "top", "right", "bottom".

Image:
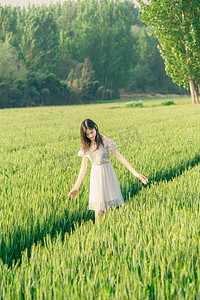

{"left": 80, "top": 119, "right": 104, "bottom": 153}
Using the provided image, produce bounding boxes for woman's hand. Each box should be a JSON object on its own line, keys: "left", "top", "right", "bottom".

{"left": 68, "top": 188, "right": 78, "bottom": 200}
{"left": 136, "top": 174, "right": 149, "bottom": 184}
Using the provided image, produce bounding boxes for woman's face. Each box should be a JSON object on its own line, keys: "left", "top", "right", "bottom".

{"left": 86, "top": 128, "right": 96, "bottom": 141}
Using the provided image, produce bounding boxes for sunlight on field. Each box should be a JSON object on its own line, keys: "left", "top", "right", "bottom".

{"left": 0, "top": 97, "right": 200, "bottom": 298}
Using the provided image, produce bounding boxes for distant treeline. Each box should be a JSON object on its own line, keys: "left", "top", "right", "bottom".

{"left": 0, "top": 0, "right": 186, "bottom": 108}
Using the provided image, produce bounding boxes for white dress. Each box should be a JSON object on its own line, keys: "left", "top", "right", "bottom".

{"left": 78, "top": 136, "right": 125, "bottom": 211}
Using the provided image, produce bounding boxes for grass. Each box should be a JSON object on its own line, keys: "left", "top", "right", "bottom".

{"left": 0, "top": 95, "right": 200, "bottom": 298}
{"left": 89, "top": 95, "right": 191, "bottom": 106}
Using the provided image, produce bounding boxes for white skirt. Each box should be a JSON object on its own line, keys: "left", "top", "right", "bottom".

{"left": 88, "top": 162, "right": 125, "bottom": 211}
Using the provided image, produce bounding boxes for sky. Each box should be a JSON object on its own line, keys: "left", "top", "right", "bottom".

{"left": 0, "top": 0, "right": 140, "bottom": 8}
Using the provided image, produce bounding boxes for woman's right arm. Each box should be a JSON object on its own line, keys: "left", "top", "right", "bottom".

{"left": 68, "top": 156, "right": 88, "bottom": 199}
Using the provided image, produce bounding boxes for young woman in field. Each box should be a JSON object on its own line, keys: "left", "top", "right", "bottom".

{"left": 68, "top": 119, "right": 148, "bottom": 224}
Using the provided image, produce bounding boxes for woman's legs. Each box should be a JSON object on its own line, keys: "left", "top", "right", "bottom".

{"left": 95, "top": 210, "right": 105, "bottom": 224}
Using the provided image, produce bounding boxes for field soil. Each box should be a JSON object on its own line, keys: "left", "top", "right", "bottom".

{"left": 120, "top": 90, "right": 187, "bottom": 99}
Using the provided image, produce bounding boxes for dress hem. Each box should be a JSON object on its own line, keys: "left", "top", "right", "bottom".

{"left": 88, "top": 202, "right": 125, "bottom": 212}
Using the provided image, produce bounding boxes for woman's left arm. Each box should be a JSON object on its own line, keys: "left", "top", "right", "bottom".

{"left": 111, "top": 149, "right": 148, "bottom": 185}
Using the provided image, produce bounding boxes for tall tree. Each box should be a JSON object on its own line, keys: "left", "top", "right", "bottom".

{"left": 0, "top": 5, "right": 19, "bottom": 49}
{"left": 62, "top": 0, "right": 137, "bottom": 98}
{"left": 0, "top": 40, "right": 27, "bottom": 84}
{"left": 129, "top": 25, "right": 182, "bottom": 93}
{"left": 56, "top": 0, "right": 78, "bottom": 80}
{"left": 0, "top": 40, "right": 27, "bottom": 108}
{"left": 19, "top": 6, "right": 60, "bottom": 74}
{"left": 138, "top": 0, "right": 200, "bottom": 104}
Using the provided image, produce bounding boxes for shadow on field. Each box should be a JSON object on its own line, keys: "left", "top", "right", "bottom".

{"left": 2, "top": 152, "right": 200, "bottom": 269}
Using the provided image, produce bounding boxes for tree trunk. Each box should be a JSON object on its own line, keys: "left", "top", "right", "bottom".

{"left": 194, "top": 83, "right": 199, "bottom": 104}
{"left": 189, "top": 79, "right": 196, "bottom": 104}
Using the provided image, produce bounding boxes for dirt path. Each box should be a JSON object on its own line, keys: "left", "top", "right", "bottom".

{"left": 120, "top": 91, "right": 187, "bottom": 99}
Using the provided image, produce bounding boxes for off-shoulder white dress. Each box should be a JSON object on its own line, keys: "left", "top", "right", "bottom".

{"left": 78, "top": 136, "right": 125, "bottom": 211}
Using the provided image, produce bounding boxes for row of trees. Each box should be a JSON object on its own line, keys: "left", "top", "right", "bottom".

{"left": 0, "top": 0, "right": 189, "bottom": 108}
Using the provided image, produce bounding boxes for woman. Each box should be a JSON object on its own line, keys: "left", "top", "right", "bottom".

{"left": 68, "top": 119, "right": 148, "bottom": 224}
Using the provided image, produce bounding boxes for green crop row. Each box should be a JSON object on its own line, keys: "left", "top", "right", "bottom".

{"left": 1, "top": 157, "right": 200, "bottom": 299}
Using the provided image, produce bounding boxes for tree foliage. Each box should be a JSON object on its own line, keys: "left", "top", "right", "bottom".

{"left": 0, "top": 40, "right": 27, "bottom": 84}
{"left": 0, "top": 0, "right": 191, "bottom": 108}
{"left": 19, "top": 6, "right": 60, "bottom": 74}
{"left": 138, "top": 0, "right": 200, "bottom": 103}
{"left": 129, "top": 26, "right": 183, "bottom": 93}
{"left": 60, "top": 0, "right": 137, "bottom": 97}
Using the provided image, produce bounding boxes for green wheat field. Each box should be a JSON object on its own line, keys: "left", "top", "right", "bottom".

{"left": 0, "top": 96, "right": 200, "bottom": 299}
